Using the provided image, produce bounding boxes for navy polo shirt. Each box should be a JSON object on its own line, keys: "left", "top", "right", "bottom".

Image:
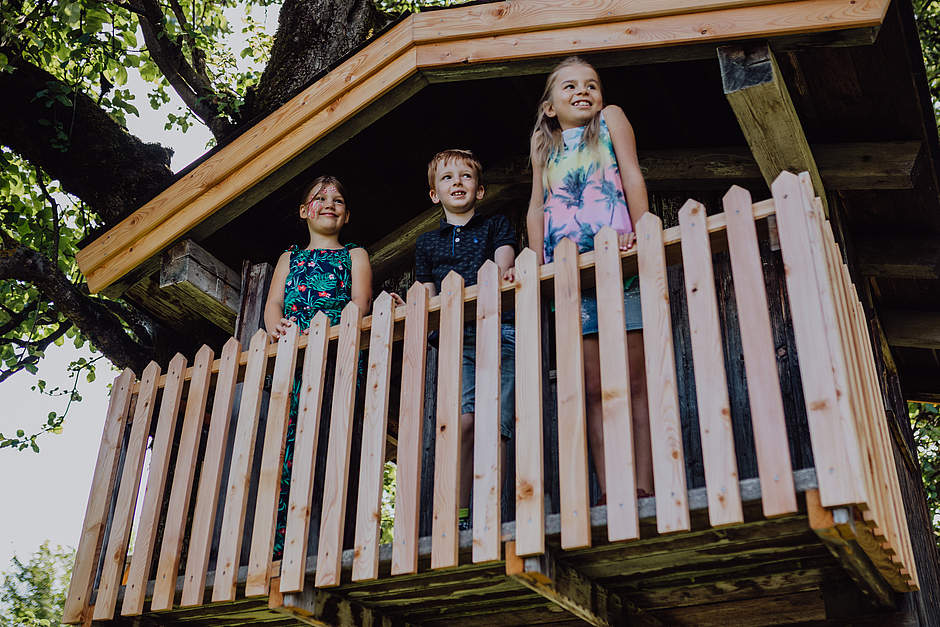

{"left": 415, "top": 212, "right": 516, "bottom": 293}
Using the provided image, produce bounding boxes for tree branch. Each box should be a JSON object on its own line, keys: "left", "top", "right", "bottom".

{"left": 128, "top": 0, "right": 235, "bottom": 139}
{"left": 0, "top": 47, "right": 174, "bottom": 226}
{"left": 0, "top": 235, "right": 152, "bottom": 373}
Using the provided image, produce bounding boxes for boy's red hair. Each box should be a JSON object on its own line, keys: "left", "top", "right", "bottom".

{"left": 427, "top": 149, "right": 483, "bottom": 188}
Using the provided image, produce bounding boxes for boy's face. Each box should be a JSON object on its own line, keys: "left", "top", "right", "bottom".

{"left": 429, "top": 158, "right": 484, "bottom": 214}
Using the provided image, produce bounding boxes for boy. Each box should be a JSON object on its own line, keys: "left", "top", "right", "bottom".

{"left": 415, "top": 149, "right": 516, "bottom": 531}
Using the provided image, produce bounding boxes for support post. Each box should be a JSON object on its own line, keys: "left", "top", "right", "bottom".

{"left": 269, "top": 577, "right": 409, "bottom": 627}
{"left": 235, "top": 260, "right": 274, "bottom": 345}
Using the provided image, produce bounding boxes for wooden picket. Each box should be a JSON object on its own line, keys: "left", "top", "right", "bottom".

{"left": 722, "top": 186, "right": 796, "bottom": 518}
{"left": 353, "top": 293, "right": 395, "bottom": 581}
{"left": 149, "top": 345, "right": 213, "bottom": 612}
{"left": 180, "top": 339, "right": 240, "bottom": 607}
{"left": 63, "top": 369, "right": 134, "bottom": 624}
{"left": 212, "top": 328, "right": 269, "bottom": 603}
{"left": 315, "top": 302, "right": 363, "bottom": 587}
{"left": 123, "top": 354, "right": 187, "bottom": 615}
{"left": 66, "top": 180, "right": 924, "bottom": 621}
{"left": 391, "top": 282, "right": 429, "bottom": 576}
{"left": 246, "top": 324, "right": 299, "bottom": 597}
{"left": 473, "top": 261, "right": 502, "bottom": 563}
{"left": 553, "top": 238, "right": 591, "bottom": 550}
{"left": 432, "top": 271, "right": 464, "bottom": 569}
{"left": 513, "top": 248, "right": 544, "bottom": 557}
{"left": 94, "top": 361, "right": 161, "bottom": 620}
{"left": 593, "top": 227, "right": 638, "bottom": 543}
{"left": 279, "top": 312, "right": 331, "bottom": 593}
{"left": 678, "top": 200, "right": 743, "bottom": 527}
{"left": 637, "top": 212, "right": 690, "bottom": 534}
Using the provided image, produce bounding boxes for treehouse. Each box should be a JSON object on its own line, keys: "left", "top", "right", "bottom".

{"left": 63, "top": 0, "right": 940, "bottom": 625}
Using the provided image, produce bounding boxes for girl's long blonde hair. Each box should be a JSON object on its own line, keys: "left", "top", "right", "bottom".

{"left": 532, "top": 57, "right": 604, "bottom": 172}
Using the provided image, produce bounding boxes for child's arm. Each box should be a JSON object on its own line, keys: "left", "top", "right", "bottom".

{"left": 263, "top": 251, "right": 292, "bottom": 341}
{"left": 604, "top": 104, "right": 650, "bottom": 250}
{"left": 492, "top": 213, "right": 517, "bottom": 282}
{"left": 349, "top": 247, "right": 373, "bottom": 314}
{"left": 525, "top": 132, "right": 546, "bottom": 265}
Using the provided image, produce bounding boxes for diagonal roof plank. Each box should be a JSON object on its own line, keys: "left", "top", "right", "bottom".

{"left": 77, "top": 0, "right": 891, "bottom": 294}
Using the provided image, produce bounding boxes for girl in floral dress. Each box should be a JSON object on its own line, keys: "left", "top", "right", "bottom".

{"left": 264, "top": 175, "right": 372, "bottom": 558}
{"left": 526, "top": 57, "right": 653, "bottom": 503}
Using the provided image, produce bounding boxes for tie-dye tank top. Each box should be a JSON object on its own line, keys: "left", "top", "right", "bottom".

{"left": 542, "top": 114, "right": 632, "bottom": 263}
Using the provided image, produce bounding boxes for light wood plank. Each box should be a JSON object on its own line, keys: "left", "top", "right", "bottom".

{"left": 279, "top": 312, "right": 331, "bottom": 593}
{"left": 93, "top": 362, "right": 161, "bottom": 620}
{"left": 593, "top": 227, "right": 639, "bottom": 543}
{"left": 353, "top": 293, "right": 395, "bottom": 581}
{"left": 679, "top": 200, "right": 743, "bottom": 527}
{"left": 473, "top": 261, "right": 502, "bottom": 563}
{"left": 412, "top": 0, "right": 787, "bottom": 43}
{"left": 63, "top": 369, "right": 135, "bottom": 624}
{"left": 637, "top": 212, "right": 690, "bottom": 534}
{"left": 77, "top": 18, "right": 415, "bottom": 282}
{"left": 513, "top": 248, "right": 544, "bottom": 557}
{"left": 391, "top": 282, "right": 429, "bottom": 576}
{"left": 82, "top": 49, "right": 420, "bottom": 293}
{"left": 212, "top": 328, "right": 270, "bottom": 603}
{"left": 180, "top": 338, "right": 240, "bottom": 607}
{"left": 432, "top": 271, "right": 465, "bottom": 569}
{"left": 315, "top": 302, "right": 363, "bottom": 587}
{"left": 150, "top": 345, "right": 214, "bottom": 611}
{"left": 245, "top": 324, "right": 300, "bottom": 597}
{"left": 122, "top": 354, "right": 188, "bottom": 615}
{"left": 722, "top": 185, "right": 796, "bottom": 517}
{"left": 771, "top": 171, "right": 864, "bottom": 508}
{"left": 415, "top": 0, "right": 888, "bottom": 70}
{"left": 553, "top": 238, "right": 591, "bottom": 550}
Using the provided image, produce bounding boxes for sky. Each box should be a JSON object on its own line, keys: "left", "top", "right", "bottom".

{"left": 0, "top": 5, "right": 277, "bottom": 575}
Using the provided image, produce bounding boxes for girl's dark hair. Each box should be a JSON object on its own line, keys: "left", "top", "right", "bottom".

{"left": 532, "top": 57, "right": 603, "bottom": 178}
{"left": 300, "top": 175, "right": 347, "bottom": 208}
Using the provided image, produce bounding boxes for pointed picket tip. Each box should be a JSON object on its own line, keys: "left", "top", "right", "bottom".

{"left": 636, "top": 211, "right": 662, "bottom": 231}
{"left": 477, "top": 259, "right": 499, "bottom": 281}
{"left": 221, "top": 336, "right": 241, "bottom": 356}
{"left": 441, "top": 270, "right": 464, "bottom": 293}
{"left": 310, "top": 310, "right": 331, "bottom": 330}
{"left": 677, "top": 199, "right": 705, "bottom": 223}
{"left": 194, "top": 343, "right": 215, "bottom": 363}
{"left": 341, "top": 299, "right": 361, "bottom": 318}
{"left": 516, "top": 247, "right": 537, "bottom": 265}
{"left": 554, "top": 237, "right": 578, "bottom": 259}
{"left": 249, "top": 327, "right": 269, "bottom": 348}
{"left": 373, "top": 291, "right": 393, "bottom": 309}
{"left": 278, "top": 321, "right": 298, "bottom": 344}
{"left": 406, "top": 281, "right": 428, "bottom": 302}
{"left": 771, "top": 169, "right": 800, "bottom": 194}
{"left": 722, "top": 184, "right": 752, "bottom": 205}
{"left": 140, "top": 360, "right": 162, "bottom": 382}
{"left": 594, "top": 226, "right": 618, "bottom": 248}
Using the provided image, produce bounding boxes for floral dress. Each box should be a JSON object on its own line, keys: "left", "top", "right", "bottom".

{"left": 273, "top": 244, "right": 358, "bottom": 559}
{"left": 541, "top": 114, "right": 633, "bottom": 263}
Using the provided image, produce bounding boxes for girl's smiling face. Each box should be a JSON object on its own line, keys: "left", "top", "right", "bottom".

{"left": 544, "top": 63, "right": 603, "bottom": 130}
{"left": 300, "top": 183, "right": 348, "bottom": 234}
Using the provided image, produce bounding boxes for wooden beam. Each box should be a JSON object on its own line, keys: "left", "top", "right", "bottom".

{"left": 234, "top": 260, "right": 274, "bottom": 346}
{"left": 505, "top": 541, "right": 661, "bottom": 627}
{"left": 158, "top": 239, "right": 240, "bottom": 332}
{"left": 76, "top": 0, "right": 892, "bottom": 294}
{"left": 269, "top": 577, "right": 408, "bottom": 627}
{"left": 881, "top": 309, "right": 940, "bottom": 349}
{"left": 856, "top": 236, "right": 940, "bottom": 279}
{"left": 719, "top": 42, "right": 827, "bottom": 212}
{"left": 806, "top": 489, "right": 899, "bottom": 607}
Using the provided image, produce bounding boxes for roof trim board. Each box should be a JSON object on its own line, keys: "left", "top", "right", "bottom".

{"left": 77, "top": 0, "right": 891, "bottom": 294}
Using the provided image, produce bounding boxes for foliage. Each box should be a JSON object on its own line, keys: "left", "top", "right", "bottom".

{"left": 910, "top": 402, "right": 940, "bottom": 549}
{"left": 913, "top": 0, "right": 940, "bottom": 125}
{"left": 0, "top": 542, "right": 74, "bottom": 627}
{"left": 381, "top": 461, "right": 397, "bottom": 543}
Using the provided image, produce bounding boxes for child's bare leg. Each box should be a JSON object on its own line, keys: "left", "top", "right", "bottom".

{"left": 582, "top": 335, "right": 606, "bottom": 497}
{"left": 628, "top": 330, "right": 653, "bottom": 495}
{"left": 459, "top": 412, "right": 475, "bottom": 509}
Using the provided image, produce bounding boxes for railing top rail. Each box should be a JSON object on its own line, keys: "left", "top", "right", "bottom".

{"left": 132, "top": 198, "right": 777, "bottom": 394}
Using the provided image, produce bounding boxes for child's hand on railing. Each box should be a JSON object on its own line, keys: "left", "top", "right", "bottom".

{"left": 618, "top": 231, "right": 637, "bottom": 251}
{"left": 268, "top": 316, "right": 294, "bottom": 342}
{"left": 502, "top": 267, "right": 516, "bottom": 283}
{"left": 390, "top": 292, "right": 406, "bottom": 307}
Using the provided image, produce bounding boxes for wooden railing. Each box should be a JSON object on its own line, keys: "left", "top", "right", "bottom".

{"left": 63, "top": 174, "right": 917, "bottom": 623}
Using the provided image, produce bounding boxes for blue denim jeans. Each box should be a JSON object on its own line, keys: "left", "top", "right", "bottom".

{"left": 580, "top": 277, "right": 642, "bottom": 335}
{"left": 460, "top": 323, "right": 515, "bottom": 438}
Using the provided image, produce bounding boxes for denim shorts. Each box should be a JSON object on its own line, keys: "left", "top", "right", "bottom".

{"left": 581, "top": 277, "right": 642, "bottom": 335}
{"left": 460, "top": 323, "right": 515, "bottom": 438}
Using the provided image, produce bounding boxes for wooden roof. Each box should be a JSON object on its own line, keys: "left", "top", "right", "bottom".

{"left": 75, "top": 0, "right": 893, "bottom": 294}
